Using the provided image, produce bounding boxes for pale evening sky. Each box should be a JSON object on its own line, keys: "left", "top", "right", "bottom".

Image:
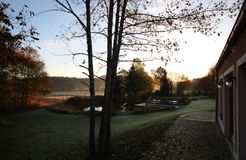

{"left": 2, "top": 0, "right": 238, "bottom": 79}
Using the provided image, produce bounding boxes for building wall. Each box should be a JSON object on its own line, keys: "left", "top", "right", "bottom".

{"left": 218, "top": 28, "right": 246, "bottom": 77}
{"left": 236, "top": 55, "right": 246, "bottom": 160}
{"left": 217, "top": 27, "right": 246, "bottom": 160}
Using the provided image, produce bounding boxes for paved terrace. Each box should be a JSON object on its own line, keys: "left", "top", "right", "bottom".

{"left": 141, "top": 112, "right": 233, "bottom": 160}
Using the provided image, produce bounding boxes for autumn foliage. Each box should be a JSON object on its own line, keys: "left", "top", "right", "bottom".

{"left": 0, "top": 2, "right": 49, "bottom": 109}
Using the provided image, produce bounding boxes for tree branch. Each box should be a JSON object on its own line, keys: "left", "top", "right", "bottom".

{"left": 55, "top": 0, "right": 87, "bottom": 30}
{"left": 119, "top": 57, "right": 161, "bottom": 62}
{"left": 53, "top": 52, "right": 107, "bottom": 63}
{"left": 73, "top": 52, "right": 107, "bottom": 62}
{"left": 82, "top": 71, "right": 105, "bottom": 81}
{"left": 79, "top": 64, "right": 88, "bottom": 70}
{"left": 94, "top": 74, "right": 105, "bottom": 81}
{"left": 91, "top": 0, "right": 104, "bottom": 15}
{"left": 81, "top": 80, "right": 90, "bottom": 88}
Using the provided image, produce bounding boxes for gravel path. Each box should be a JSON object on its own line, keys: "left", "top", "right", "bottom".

{"left": 141, "top": 112, "right": 233, "bottom": 160}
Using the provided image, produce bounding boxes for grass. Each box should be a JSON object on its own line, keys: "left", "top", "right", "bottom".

{"left": 108, "top": 115, "right": 179, "bottom": 160}
{"left": 0, "top": 99, "right": 215, "bottom": 160}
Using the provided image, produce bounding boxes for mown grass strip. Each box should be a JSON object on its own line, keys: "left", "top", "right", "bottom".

{"left": 108, "top": 115, "right": 179, "bottom": 160}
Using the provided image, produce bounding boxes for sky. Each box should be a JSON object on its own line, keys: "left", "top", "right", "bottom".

{"left": 3, "top": 0, "right": 238, "bottom": 79}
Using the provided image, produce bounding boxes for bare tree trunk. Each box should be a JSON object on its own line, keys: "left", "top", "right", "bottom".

{"left": 97, "top": 0, "right": 114, "bottom": 157}
{"left": 85, "top": 0, "right": 96, "bottom": 159}
{"left": 54, "top": 0, "right": 96, "bottom": 158}
{"left": 98, "top": 0, "right": 128, "bottom": 158}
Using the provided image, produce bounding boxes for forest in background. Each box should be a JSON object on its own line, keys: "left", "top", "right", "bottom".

{"left": 49, "top": 77, "right": 105, "bottom": 92}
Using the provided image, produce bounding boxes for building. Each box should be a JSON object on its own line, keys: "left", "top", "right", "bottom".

{"left": 215, "top": 1, "right": 246, "bottom": 160}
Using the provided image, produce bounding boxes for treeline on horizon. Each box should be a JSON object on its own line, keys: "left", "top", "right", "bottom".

{"left": 49, "top": 76, "right": 105, "bottom": 92}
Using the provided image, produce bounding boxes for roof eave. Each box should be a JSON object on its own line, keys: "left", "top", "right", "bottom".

{"left": 215, "top": 1, "right": 246, "bottom": 71}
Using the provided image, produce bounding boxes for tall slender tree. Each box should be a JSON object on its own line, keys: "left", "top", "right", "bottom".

{"left": 55, "top": 0, "right": 96, "bottom": 158}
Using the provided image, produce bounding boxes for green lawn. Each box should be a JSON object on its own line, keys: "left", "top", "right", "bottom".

{"left": 0, "top": 99, "right": 215, "bottom": 160}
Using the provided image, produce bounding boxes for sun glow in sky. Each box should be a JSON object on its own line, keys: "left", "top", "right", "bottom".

{"left": 3, "top": 0, "right": 238, "bottom": 79}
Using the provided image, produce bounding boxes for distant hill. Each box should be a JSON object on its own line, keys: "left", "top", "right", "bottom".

{"left": 49, "top": 77, "right": 105, "bottom": 92}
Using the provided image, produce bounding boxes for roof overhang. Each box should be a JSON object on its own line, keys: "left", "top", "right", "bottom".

{"left": 215, "top": 1, "right": 246, "bottom": 71}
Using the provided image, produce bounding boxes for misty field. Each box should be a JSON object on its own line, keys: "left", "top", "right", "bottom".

{"left": 0, "top": 99, "right": 215, "bottom": 160}
{"left": 35, "top": 91, "right": 104, "bottom": 107}
{"left": 47, "top": 91, "right": 104, "bottom": 97}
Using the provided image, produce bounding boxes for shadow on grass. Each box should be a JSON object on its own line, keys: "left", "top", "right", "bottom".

{"left": 107, "top": 115, "right": 179, "bottom": 160}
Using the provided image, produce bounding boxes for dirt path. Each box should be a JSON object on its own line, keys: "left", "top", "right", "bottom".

{"left": 141, "top": 112, "right": 233, "bottom": 160}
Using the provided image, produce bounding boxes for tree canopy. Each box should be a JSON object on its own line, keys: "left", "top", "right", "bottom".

{"left": 126, "top": 59, "right": 154, "bottom": 96}
{"left": 0, "top": 47, "right": 50, "bottom": 108}
{"left": 176, "top": 74, "right": 191, "bottom": 96}
{"left": 0, "top": 2, "right": 38, "bottom": 54}
{"left": 153, "top": 66, "right": 170, "bottom": 96}
{"left": 0, "top": 2, "right": 48, "bottom": 109}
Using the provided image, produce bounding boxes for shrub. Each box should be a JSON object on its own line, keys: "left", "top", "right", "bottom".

{"left": 65, "top": 96, "right": 104, "bottom": 108}
{"left": 65, "top": 96, "right": 86, "bottom": 108}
